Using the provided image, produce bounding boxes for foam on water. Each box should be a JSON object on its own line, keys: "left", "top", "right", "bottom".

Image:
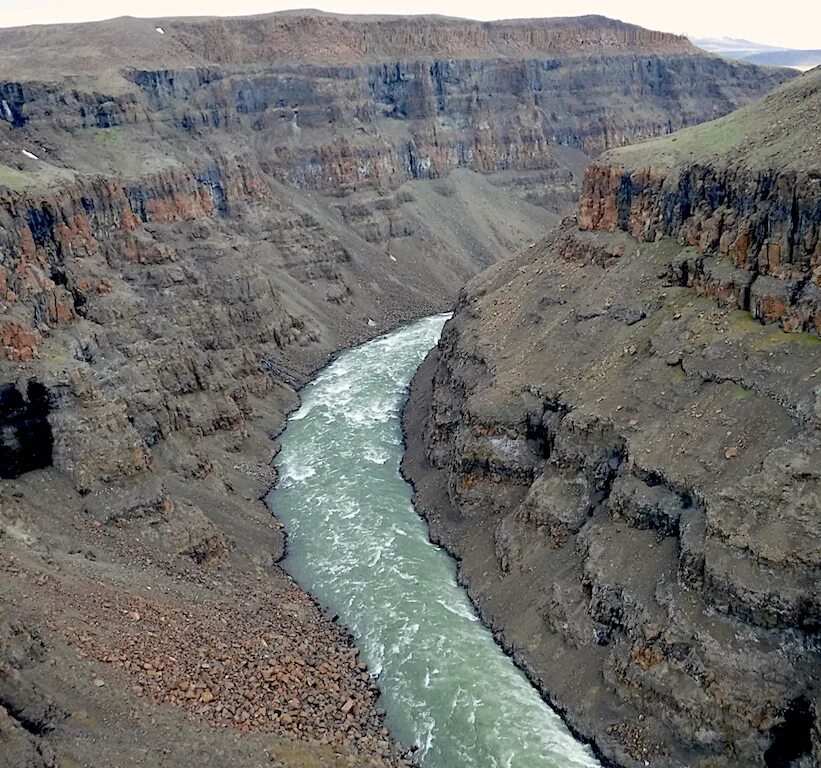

{"left": 267, "top": 314, "right": 599, "bottom": 768}
{"left": 277, "top": 460, "right": 317, "bottom": 487}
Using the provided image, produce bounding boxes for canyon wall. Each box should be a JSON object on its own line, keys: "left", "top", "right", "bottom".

{"left": 405, "top": 70, "right": 821, "bottom": 768}
{"left": 2, "top": 51, "right": 790, "bottom": 184}
{"left": 580, "top": 68, "right": 821, "bottom": 334}
{"left": 0, "top": 12, "right": 800, "bottom": 767}
{"left": 405, "top": 224, "right": 821, "bottom": 768}
{"left": 0, "top": 25, "right": 791, "bottom": 367}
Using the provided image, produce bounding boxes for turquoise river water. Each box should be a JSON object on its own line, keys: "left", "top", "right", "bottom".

{"left": 266, "top": 314, "right": 599, "bottom": 768}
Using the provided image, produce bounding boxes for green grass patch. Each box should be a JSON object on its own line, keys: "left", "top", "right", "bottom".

{"left": 668, "top": 364, "right": 687, "bottom": 382}
{"left": 733, "top": 383, "right": 752, "bottom": 399}
{"left": 726, "top": 311, "right": 762, "bottom": 334}
{"left": 643, "top": 236, "right": 697, "bottom": 265}
{"left": 751, "top": 327, "right": 821, "bottom": 353}
{"left": 792, "top": 332, "right": 821, "bottom": 347}
{"left": 0, "top": 164, "right": 34, "bottom": 190}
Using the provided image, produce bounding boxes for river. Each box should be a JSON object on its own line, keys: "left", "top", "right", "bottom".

{"left": 266, "top": 314, "right": 598, "bottom": 768}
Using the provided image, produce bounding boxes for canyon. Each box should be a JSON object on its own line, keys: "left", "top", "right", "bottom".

{"left": 404, "top": 67, "right": 820, "bottom": 768}
{"left": 0, "top": 10, "right": 803, "bottom": 768}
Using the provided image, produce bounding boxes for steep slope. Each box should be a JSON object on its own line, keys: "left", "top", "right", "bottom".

{"left": 0, "top": 11, "right": 796, "bottom": 767}
{"left": 404, "top": 70, "right": 821, "bottom": 767}
{"left": 0, "top": 167, "right": 540, "bottom": 767}
{"left": 0, "top": 15, "right": 793, "bottom": 366}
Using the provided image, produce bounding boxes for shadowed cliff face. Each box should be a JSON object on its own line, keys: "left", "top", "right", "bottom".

{"left": 1, "top": 54, "right": 791, "bottom": 182}
{"left": 3, "top": 54, "right": 782, "bottom": 159}
{"left": 0, "top": 381, "right": 52, "bottom": 478}
{"left": 404, "top": 70, "right": 821, "bottom": 768}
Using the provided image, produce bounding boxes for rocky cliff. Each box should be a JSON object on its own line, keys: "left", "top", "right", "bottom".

{"left": 0, "top": 10, "right": 797, "bottom": 767}
{"left": 0, "top": 161, "right": 539, "bottom": 766}
{"left": 579, "top": 67, "right": 821, "bottom": 334}
{"left": 0, "top": 15, "right": 791, "bottom": 364}
{"left": 404, "top": 71, "right": 821, "bottom": 767}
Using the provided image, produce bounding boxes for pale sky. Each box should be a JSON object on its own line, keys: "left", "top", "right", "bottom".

{"left": 0, "top": 0, "right": 818, "bottom": 50}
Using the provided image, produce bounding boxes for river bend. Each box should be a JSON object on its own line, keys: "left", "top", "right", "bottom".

{"left": 267, "top": 314, "right": 598, "bottom": 768}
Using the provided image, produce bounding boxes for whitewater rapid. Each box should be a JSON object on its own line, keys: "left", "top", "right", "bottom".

{"left": 267, "top": 314, "right": 599, "bottom": 768}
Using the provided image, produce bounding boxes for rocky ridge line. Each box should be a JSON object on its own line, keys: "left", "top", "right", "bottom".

{"left": 0, "top": 12, "right": 803, "bottom": 768}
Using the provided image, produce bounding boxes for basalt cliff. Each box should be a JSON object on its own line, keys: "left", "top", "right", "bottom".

{"left": 404, "top": 67, "right": 821, "bottom": 768}
{"left": 0, "top": 11, "right": 796, "bottom": 767}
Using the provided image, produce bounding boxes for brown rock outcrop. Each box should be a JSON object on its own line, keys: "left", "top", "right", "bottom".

{"left": 0, "top": 11, "right": 803, "bottom": 768}
{"left": 404, "top": 224, "right": 821, "bottom": 768}
{"left": 580, "top": 67, "right": 821, "bottom": 334}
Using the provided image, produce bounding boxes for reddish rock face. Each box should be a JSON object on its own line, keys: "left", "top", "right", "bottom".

{"left": 577, "top": 66, "right": 821, "bottom": 336}
{"left": 579, "top": 161, "right": 821, "bottom": 333}
{"left": 0, "top": 157, "right": 270, "bottom": 358}
{"left": 1, "top": 321, "right": 42, "bottom": 361}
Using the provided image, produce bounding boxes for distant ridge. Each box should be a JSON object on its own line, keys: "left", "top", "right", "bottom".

{"left": 693, "top": 36, "right": 821, "bottom": 70}
{"left": 0, "top": 12, "right": 698, "bottom": 82}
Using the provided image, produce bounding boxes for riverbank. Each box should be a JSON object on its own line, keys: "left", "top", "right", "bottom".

{"left": 2, "top": 161, "right": 553, "bottom": 764}
{"left": 402, "top": 348, "right": 623, "bottom": 767}
{"left": 268, "top": 315, "right": 598, "bottom": 768}
{"left": 401, "top": 219, "right": 821, "bottom": 768}
{"left": 1, "top": 307, "right": 437, "bottom": 767}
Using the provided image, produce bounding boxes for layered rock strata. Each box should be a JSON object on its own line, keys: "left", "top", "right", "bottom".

{"left": 579, "top": 67, "right": 821, "bottom": 334}
{"left": 0, "top": 164, "right": 542, "bottom": 765}
{"left": 0, "top": 16, "right": 791, "bottom": 364}
{"left": 405, "top": 70, "right": 821, "bottom": 768}
{"left": 404, "top": 224, "right": 820, "bottom": 768}
{"left": 0, "top": 11, "right": 800, "bottom": 767}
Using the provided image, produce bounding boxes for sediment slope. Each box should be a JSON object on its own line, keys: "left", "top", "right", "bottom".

{"left": 404, "top": 70, "right": 821, "bottom": 768}
{"left": 0, "top": 11, "right": 795, "bottom": 766}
